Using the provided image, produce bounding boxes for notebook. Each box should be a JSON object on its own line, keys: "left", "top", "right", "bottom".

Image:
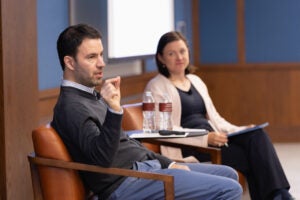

{"left": 228, "top": 122, "right": 269, "bottom": 138}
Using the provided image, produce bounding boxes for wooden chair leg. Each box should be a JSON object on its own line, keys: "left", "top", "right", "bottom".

{"left": 29, "top": 157, "right": 43, "bottom": 200}
{"left": 237, "top": 171, "right": 247, "bottom": 192}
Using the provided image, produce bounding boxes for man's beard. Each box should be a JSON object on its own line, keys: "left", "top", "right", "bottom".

{"left": 92, "top": 78, "right": 103, "bottom": 87}
{"left": 78, "top": 76, "right": 102, "bottom": 88}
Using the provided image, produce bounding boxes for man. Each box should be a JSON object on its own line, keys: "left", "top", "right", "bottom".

{"left": 51, "top": 24, "right": 242, "bottom": 200}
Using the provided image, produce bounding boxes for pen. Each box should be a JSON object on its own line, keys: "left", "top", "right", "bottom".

{"left": 216, "top": 131, "right": 229, "bottom": 147}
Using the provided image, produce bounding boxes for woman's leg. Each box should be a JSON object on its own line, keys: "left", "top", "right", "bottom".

{"left": 222, "top": 129, "right": 290, "bottom": 200}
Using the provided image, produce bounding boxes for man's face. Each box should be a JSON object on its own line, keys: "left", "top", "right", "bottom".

{"left": 71, "top": 38, "right": 105, "bottom": 87}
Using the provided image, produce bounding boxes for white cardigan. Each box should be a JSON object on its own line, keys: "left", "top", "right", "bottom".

{"left": 145, "top": 74, "right": 246, "bottom": 147}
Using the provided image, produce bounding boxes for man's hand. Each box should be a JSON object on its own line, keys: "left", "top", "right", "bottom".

{"left": 100, "top": 76, "right": 121, "bottom": 112}
{"left": 208, "top": 132, "right": 228, "bottom": 147}
{"left": 169, "top": 163, "right": 190, "bottom": 171}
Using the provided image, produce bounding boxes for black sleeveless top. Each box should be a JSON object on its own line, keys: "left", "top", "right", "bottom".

{"left": 177, "top": 84, "right": 214, "bottom": 131}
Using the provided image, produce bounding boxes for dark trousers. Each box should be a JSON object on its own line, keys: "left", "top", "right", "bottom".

{"left": 183, "top": 129, "right": 290, "bottom": 200}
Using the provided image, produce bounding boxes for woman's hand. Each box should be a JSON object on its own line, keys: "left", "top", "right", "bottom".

{"left": 246, "top": 124, "right": 255, "bottom": 128}
{"left": 208, "top": 132, "right": 228, "bottom": 147}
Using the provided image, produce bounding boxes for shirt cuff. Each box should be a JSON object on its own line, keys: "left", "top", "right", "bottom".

{"left": 168, "top": 161, "right": 177, "bottom": 169}
{"left": 100, "top": 97, "right": 123, "bottom": 115}
{"left": 108, "top": 107, "right": 123, "bottom": 115}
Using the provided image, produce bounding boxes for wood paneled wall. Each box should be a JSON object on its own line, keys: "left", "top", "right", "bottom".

{"left": 189, "top": 0, "right": 300, "bottom": 142}
{"left": 195, "top": 64, "right": 300, "bottom": 142}
{"left": 0, "top": 0, "right": 38, "bottom": 199}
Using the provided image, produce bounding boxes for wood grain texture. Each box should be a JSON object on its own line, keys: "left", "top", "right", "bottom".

{"left": 0, "top": 0, "right": 38, "bottom": 199}
{"left": 196, "top": 65, "right": 300, "bottom": 142}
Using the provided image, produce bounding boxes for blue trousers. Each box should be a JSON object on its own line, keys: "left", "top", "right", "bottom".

{"left": 108, "top": 160, "right": 242, "bottom": 200}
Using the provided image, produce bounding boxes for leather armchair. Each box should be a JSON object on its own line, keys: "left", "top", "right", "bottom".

{"left": 28, "top": 125, "right": 174, "bottom": 200}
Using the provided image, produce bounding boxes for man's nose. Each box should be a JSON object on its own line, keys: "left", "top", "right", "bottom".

{"left": 97, "top": 56, "right": 105, "bottom": 67}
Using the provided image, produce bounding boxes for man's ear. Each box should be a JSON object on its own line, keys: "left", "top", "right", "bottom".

{"left": 64, "top": 56, "right": 75, "bottom": 70}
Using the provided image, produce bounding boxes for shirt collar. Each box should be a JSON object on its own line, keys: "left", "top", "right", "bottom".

{"left": 61, "top": 80, "right": 123, "bottom": 115}
{"left": 61, "top": 80, "right": 95, "bottom": 95}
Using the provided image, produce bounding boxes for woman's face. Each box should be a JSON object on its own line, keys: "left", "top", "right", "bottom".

{"left": 159, "top": 39, "right": 189, "bottom": 76}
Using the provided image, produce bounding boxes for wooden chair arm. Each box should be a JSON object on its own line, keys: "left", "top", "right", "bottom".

{"left": 28, "top": 153, "right": 174, "bottom": 200}
{"left": 140, "top": 138, "right": 222, "bottom": 164}
{"left": 191, "top": 146, "right": 221, "bottom": 164}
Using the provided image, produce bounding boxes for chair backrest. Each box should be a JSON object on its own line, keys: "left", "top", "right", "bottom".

{"left": 122, "top": 102, "right": 143, "bottom": 131}
{"left": 122, "top": 102, "right": 161, "bottom": 153}
{"left": 32, "top": 125, "right": 86, "bottom": 200}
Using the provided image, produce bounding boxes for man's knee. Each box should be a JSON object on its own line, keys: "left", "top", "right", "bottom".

{"left": 231, "top": 180, "right": 243, "bottom": 199}
{"left": 222, "top": 165, "right": 239, "bottom": 181}
{"left": 221, "top": 179, "right": 243, "bottom": 200}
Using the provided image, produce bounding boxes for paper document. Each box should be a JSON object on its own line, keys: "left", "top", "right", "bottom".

{"left": 228, "top": 122, "right": 269, "bottom": 138}
{"left": 127, "top": 128, "right": 208, "bottom": 139}
{"left": 173, "top": 128, "right": 208, "bottom": 137}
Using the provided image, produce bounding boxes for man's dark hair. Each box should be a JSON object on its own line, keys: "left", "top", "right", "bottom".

{"left": 156, "top": 31, "right": 193, "bottom": 77}
{"left": 57, "top": 24, "right": 102, "bottom": 70}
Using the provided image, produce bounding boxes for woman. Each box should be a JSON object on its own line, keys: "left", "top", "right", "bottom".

{"left": 144, "top": 31, "right": 293, "bottom": 200}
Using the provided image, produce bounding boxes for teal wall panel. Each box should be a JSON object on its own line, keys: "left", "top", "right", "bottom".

{"left": 199, "top": 0, "right": 237, "bottom": 64}
{"left": 37, "top": 0, "right": 68, "bottom": 90}
{"left": 245, "top": 0, "right": 300, "bottom": 62}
